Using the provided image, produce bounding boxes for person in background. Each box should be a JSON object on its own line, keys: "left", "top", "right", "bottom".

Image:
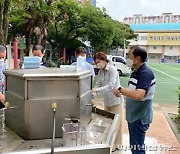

{"left": 0, "top": 45, "right": 6, "bottom": 109}
{"left": 113, "top": 47, "right": 156, "bottom": 154}
{"left": 32, "top": 45, "right": 50, "bottom": 67}
{"left": 92, "top": 52, "right": 124, "bottom": 152}
{"left": 71, "top": 47, "right": 95, "bottom": 79}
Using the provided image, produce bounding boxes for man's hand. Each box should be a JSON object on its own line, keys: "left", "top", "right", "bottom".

{"left": 0, "top": 92, "right": 5, "bottom": 103}
{"left": 2, "top": 80, "right": 5, "bottom": 86}
{"left": 92, "top": 88, "right": 97, "bottom": 99}
{"left": 113, "top": 88, "right": 120, "bottom": 97}
{"left": 92, "top": 88, "right": 96, "bottom": 93}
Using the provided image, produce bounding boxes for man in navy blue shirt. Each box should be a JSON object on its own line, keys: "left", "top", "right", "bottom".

{"left": 113, "top": 47, "right": 156, "bottom": 154}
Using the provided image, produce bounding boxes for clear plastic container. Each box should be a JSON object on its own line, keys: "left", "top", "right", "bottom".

{"left": 62, "top": 123, "right": 86, "bottom": 147}
{"left": 76, "top": 56, "right": 86, "bottom": 71}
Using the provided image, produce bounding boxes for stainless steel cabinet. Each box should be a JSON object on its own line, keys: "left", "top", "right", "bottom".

{"left": 5, "top": 68, "right": 92, "bottom": 140}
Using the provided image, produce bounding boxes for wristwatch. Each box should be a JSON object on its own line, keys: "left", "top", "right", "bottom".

{"left": 118, "top": 86, "right": 122, "bottom": 93}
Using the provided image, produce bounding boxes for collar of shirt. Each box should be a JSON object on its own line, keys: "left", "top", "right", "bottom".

{"left": 134, "top": 63, "right": 146, "bottom": 75}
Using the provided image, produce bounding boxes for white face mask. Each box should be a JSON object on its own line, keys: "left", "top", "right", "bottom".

{"left": 97, "top": 61, "right": 105, "bottom": 69}
{"left": 0, "top": 59, "right": 4, "bottom": 65}
{"left": 127, "top": 59, "right": 133, "bottom": 66}
{"left": 78, "top": 55, "right": 86, "bottom": 59}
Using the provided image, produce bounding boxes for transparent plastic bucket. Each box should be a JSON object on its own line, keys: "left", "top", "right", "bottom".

{"left": 62, "top": 123, "right": 86, "bottom": 147}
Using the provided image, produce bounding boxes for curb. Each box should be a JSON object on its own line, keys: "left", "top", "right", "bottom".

{"left": 164, "top": 112, "right": 180, "bottom": 142}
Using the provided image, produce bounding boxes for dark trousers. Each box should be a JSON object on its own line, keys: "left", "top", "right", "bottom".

{"left": 128, "top": 121, "right": 149, "bottom": 154}
{"left": 0, "top": 101, "right": 5, "bottom": 109}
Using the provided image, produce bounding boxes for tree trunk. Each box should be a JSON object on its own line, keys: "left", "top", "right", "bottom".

{"left": 0, "top": 0, "right": 10, "bottom": 46}
{"left": 25, "top": 30, "right": 32, "bottom": 56}
{"left": 0, "top": 1, "right": 5, "bottom": 45}
{"left": 3, "top": 0, "right": 10, "bottom": 45}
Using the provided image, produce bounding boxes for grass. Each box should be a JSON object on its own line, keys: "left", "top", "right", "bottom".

{"left": 93, "top": 63, "right": 180, "bottom": 106}
{"left": 148, "top": 63, "right": 180, "bottom": 105}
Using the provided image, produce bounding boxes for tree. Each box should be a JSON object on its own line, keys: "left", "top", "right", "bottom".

{"left": 48, "top": 0, "right": 86, "bottom": 49}
{"left": 81, "top": 4, "right": 115, "bottom": 51}
{"left": 8, "top": 0, "right": 53, "bottom": 55}
{"left": 111, "top": 20, "right": 137, "bottom": 49}
{"left": 48, "top": 1, "right": 117, "bottom": 51}
{"left": 0, "top": 0, "right": 11, "bottom": 45}
{"left": 7, "top": 0, "right": 136, "bottom": 59}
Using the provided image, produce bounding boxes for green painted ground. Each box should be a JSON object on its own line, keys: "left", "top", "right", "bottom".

{"left": 93, "top": 63, "right": 180, "bottom": 105}
{"left": 121, "top": 63, "right": 180, "bottom": 105}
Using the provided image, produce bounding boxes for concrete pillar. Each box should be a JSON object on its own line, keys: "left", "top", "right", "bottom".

{"left": 6, "top": 44, "right": 13, "bottom": 69}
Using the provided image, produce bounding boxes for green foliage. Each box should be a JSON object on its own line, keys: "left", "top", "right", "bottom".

{"left": 49, "top": 0, "right": 85, "bottom": 49}
{"left": 18, "top": 36, "right": 26, "bottom": 49}
{"left": 111, "top": 20, "right": 137, "bottom": 48}
{"left": 82, "top": 4, "right": 115, "bottom": 51}
{"left": 48, "top": 0, "right": 135, "bottom": 52}
{"left": 174, "top": 86, "right": 180, "bottom": 122}
{"left": 6, "top": 0, "right": 136, "bottom": 58}
{"left": 8, "top": 0, "right": 53, "bottom": 55}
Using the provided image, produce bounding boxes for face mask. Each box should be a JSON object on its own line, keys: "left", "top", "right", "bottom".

{"left": 39, "top": 57, "right": 43, "bottom": 63}
{"left": 128, "top": 59, "right": 133, "bottom": 66}
{"left": 0, "top": 59, "right": 4, "bottom": 65}
{"left": 97, "top": 61, "right": 105, "bottom": 69}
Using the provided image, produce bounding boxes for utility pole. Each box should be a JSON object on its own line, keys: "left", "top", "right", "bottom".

{"left": 123, "top": 38, "right": 126, "bottom": 59}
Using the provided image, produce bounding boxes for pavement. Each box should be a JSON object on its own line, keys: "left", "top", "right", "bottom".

{"left": 93, "top": 98, "right": 180, "bottom": 154}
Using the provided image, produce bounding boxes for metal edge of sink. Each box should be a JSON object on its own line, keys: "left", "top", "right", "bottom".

{"left": 4, "top": 107, "right": 119, "bottom": 154}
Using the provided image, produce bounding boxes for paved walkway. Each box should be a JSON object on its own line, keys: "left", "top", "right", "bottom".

{"left": 93, "top": 98, "right": 180, "bottom": 154}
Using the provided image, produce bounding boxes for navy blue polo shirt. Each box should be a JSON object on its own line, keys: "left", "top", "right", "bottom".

{"left": 126, "top": 63, "right": 156, "bottom": 124}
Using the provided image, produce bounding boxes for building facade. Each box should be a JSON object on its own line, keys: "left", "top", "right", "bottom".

{"left": 124, "top": 13, "right": 180, "bottom": 63}
{"left": 123, "top": 13, "right": 180, "bottom": 24}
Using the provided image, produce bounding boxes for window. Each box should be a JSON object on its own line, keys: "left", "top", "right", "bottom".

{"left": 164, "top": 16, "right": 170, "bottom": 23}
{"left": 135, "top": 17, "right": 140, "bottom": 24}
{"left": 112, "top": 57, "right": 115, "bottom": 62}
{"left": 170, "top": 46, "right": 173, "bottom": 50}
{"left": 141, "top": 36, "right": 147, "bottom": 40}
{"left": 171, "top": 36, "right": 175, "bottom": 40}
{"left": 167, "top": 36, "right": 171, "bottom": 40}
{"left": 149, "top": 36, "right": 153, "bottom": 40}
{"left": 153, "top": 46, "right": 157, "bottom": 49}
{"left": 115, "top": 58, "right": 126, "bottom": 64}
{"left": 150, "top": 55, "right": 156, "bottom": 59}
{"left": 175, "top": 36, "right": 179, "bottom": 40}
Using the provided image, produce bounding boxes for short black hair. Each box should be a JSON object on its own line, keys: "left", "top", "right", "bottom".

{"left": 133, "top": 47, "right": 147, "bottom": 63}
{"left": 32, "top": 45, "right": 44, "bottom": 54}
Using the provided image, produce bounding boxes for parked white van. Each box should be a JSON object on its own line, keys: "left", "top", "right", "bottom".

{"left": 107, "top": 55, "right": 131, "bottom": 75}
